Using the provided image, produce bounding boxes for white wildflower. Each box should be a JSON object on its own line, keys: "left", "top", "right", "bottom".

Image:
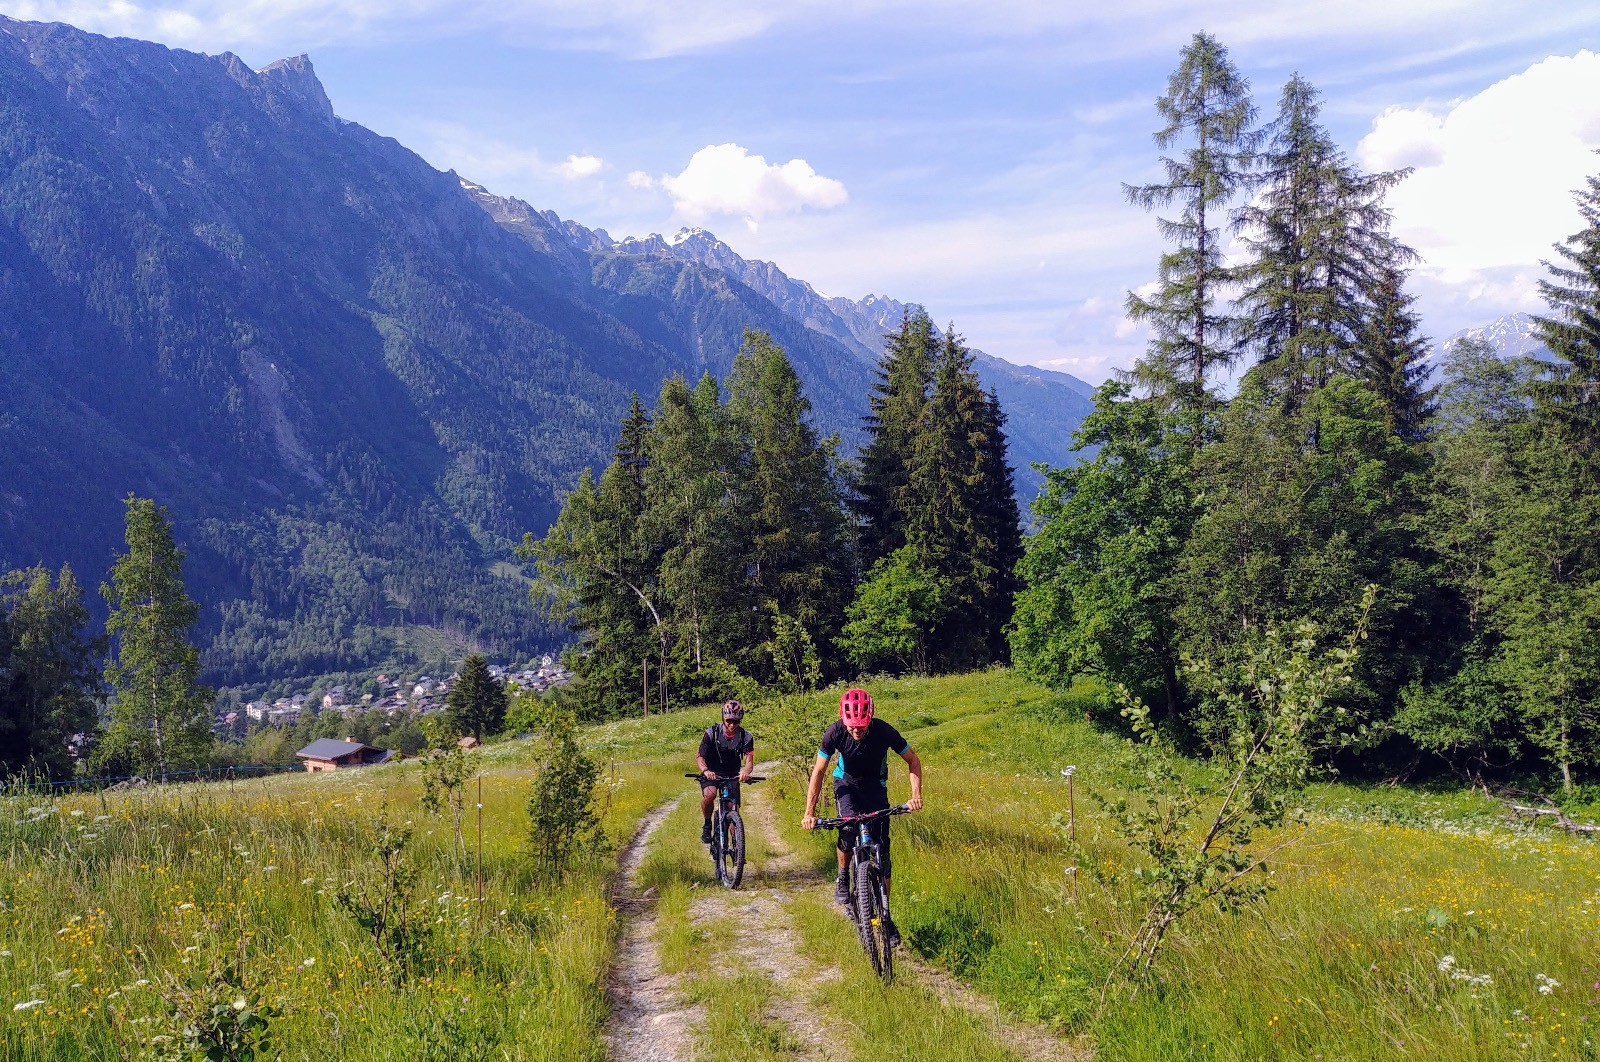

{"left": 13, "top": 999, "right": 46, "bottom": 1011}
{"left": 1437, "top": 955, "right": 1456, "bottom": 972}
{"left": 177, "top": 904, "right": 193, "bottom": 911}
{"left": 1536, "top": 974, "right": 1560, "bottom": 995}
{"left": 69, "top": 809, "right": 83, "bottom": 817}
{"left": 301, "top": 957, "right": 316, "bottom": 967}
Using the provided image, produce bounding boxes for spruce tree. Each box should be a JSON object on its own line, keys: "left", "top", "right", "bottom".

{"left": 1124, "top": 31, "right": 1258, "bottom": 398}
{"left": 98, "top": 497, "right": 213, "bottom": 779}
{"left": 978, "top": 388, "right": 1025, "bottom": 663}
{"left": 1531, "top": 169, "right": 1600, "bottom": 467}
{"left": 1359, "top": 265, "right": 1436, "bottom": 442}
{"left": 1235, "top": 76, "right": 1410, "bottom": 401}
{"left": 725, "top": 331, "right": 853, "bottom": 675}
{"left": 904, "top": 329, "right": 1000, "bottom": 670}
{"left": 520, "top": 398, "right": 666, "bottom": 719}
{"left": 446, "top": 653, "right": 508, "bottom": 741}
{"left": 645, "top": 373, "right": 749, "bottom": 689}
{"left": 854, "top": 307, "right": 937, "bottom": 566}
{"left": 0, "top": 566, "right": 100, "bottom": 780}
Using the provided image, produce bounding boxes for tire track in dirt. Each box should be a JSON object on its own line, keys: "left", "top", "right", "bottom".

{"left": 604, "top": 798, "right": 700, "bottom": 1062}
{"left": 685, "top": 776, "right": 841, "bottom": 1061}
{"left": 754, "top": 781, "right": 1093, "bottom": 1062}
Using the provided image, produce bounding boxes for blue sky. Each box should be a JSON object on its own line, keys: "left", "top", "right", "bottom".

{"left": 13, "top": 1, "right": 1600, "bottom": 380}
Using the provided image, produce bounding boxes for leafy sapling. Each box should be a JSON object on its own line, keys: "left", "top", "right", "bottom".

{"left": 1100, "top": 586, "right": 1376, "bottom": 991}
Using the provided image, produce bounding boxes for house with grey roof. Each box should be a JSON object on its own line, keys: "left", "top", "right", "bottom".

{"left": 295, "top": 738, "right": 394, "bottom": 772}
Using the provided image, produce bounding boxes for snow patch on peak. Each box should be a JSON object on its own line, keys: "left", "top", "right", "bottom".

{"left": 459, "top": 177, "right": 484, "bottom": 193}
{"left": 668, "top": 227, "right": 711, "bottom": 246}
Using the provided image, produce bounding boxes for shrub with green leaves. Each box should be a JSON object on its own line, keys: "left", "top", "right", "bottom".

{"left": 1101, "top": 588, "right": 1374, "bottom": 989}
{"left": 527, "top": 710, "right": 601, "bottom": 883}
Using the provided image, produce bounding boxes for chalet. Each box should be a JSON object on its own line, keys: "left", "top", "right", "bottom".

{"left": 295, "top": 738, "right": 394, "bottom": 772}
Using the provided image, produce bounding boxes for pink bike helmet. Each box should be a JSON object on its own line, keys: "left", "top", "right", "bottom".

{"left": 839, "top": 688, "right": 874, "bottom": 726}
{"left": 722, "top": 700, "right": 745, "bottom": 723}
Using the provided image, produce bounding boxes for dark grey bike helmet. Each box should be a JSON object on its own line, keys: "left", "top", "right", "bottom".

{"left": 722, "top": 700, "right": 745, "bottom": 722}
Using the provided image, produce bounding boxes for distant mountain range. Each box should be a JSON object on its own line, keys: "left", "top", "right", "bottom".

{"left": 0, "top": 18, "right": 1093, "bottom": 689}
{"left": 1438, "top": 312, "right": 1550, "bottom": 364}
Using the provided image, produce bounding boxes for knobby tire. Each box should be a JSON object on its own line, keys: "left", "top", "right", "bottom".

{"left": 854, "top": 859, "right": 884, "bottom": 978}
{"left": 710, "top": 807, "right": 726, "bottom": 887}
{"left": 723, "top": 807, "right": 746, "bottom": 889}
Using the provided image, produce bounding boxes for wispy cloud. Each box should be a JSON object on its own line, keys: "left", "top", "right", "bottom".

{"left": 8, "top": 0, "right": 1590, "bottom": 61}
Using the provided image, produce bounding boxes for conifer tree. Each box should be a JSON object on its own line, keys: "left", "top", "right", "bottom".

{"left": 645, "top": 373, "right": 749, "bottom": 687}
{"left": 1359, "top": 265, "right": 1436, "bottom": 442}
{"left": 0, "top": 566, "right": 100, "bottom": 780}
{"left": 1124, "top": 31, "right": 1258, "bottom": 398}
{"left": 904, "top": 329, "right": 1003, "bottom": 670}
{"left": 726, "top": 331, "right": 853, "bottom": 673}
{"left": 978, "top": 389, "right": 1025, "bottom": 662}
{"left": 1235, "top": 76, "right": 1410, "bottom": 400}
{"left": 1531, "top": 169, "right": 1600, "bottom": 468}
{"left": 446, "top": 653, "right": 508, "bottom": 741}
{"left": 97, "top": 497, "right": 213, "bottom": 779}
{"left": 854, "top": 307, "right": 938, "bottom": 566}
{"left": 521, "top": 398, "right": 666, "bottom": 719}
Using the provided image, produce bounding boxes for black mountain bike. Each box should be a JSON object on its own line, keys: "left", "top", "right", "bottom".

{"left": 815, "top": 804, "right": 911, "bottom": 980}
{"left": 687, "top": 774, "right": 763, "bottom": 889}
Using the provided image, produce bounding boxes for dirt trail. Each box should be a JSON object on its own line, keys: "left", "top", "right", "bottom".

{"left": 603, "top": 774, "right": 1090, "bottom": 1062}
{"left": 604, "top": 798, "right": 701, "bottom": 1062}
{"left": 684, "top": 777, "right": 841, "bottom": 1061}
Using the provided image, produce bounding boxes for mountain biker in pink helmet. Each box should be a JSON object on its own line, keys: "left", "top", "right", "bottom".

{"left": 802, "top": 687, "right": 923, "bottom": 943}
{"left": 698, "top": 700, "right": 754, "bottom": 844}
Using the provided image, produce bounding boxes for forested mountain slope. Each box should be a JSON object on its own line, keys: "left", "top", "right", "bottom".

{"left": 0, "top": 18, "right": 1096, "bottom": 689}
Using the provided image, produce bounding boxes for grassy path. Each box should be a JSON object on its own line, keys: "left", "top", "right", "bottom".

{"left": 605, "top": 771, "right": 1089, "bottom": 1062}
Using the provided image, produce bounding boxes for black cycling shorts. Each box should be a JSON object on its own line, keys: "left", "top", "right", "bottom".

{"left": 835, "top": 787, "right": 891, "bottom": 877}
{"left": 701, "top": 779, "right": 741, "bottom": 805}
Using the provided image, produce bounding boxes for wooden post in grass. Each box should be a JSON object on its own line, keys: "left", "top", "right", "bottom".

{"left": 1062, "top": 766, "right": 1078, "bottom": 904}
{"left": 643, "top": 658, "right": 649, "bottom": 717}
{"left": 476, "top": 773, "right": 484, "bottom": 927}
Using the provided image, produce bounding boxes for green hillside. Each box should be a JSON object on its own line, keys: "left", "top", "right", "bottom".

{"left": 4, "top": 671, "right": 1592, "bottom": 1059}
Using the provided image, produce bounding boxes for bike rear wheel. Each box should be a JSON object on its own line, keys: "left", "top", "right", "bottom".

{"left": 721, "top": 806, "right": 746, "bottom": 889}
{"left": 853, "top": 859, "right": 884, "bottom": 977}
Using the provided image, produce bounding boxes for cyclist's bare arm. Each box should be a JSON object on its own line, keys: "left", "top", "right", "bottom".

{"left": 739, "top": 748, "right": 755, "bottom": 782}
{"left": 696, "top": 753, "right": 716, "bottom": 782}
{"left": 801, "top": 752, "right": 830, "bottom": 829}
{"left": 901, "top": 747, "right": 924, "bottom": 811}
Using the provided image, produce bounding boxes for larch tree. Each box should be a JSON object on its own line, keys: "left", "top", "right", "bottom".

{"left": 1123, "top": 30, "right": 1259, "bottom": 401}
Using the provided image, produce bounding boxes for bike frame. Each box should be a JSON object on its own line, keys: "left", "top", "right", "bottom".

{"left": 687, "top": 774, "right": 763, "bottom": 889}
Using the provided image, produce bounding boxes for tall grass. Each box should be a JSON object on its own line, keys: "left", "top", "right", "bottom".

{"left": 759, "top": 672, "right": 1598, "bottom": 1060}
{"left": 0, "top": 750, "right": 684, "bottom": 1059}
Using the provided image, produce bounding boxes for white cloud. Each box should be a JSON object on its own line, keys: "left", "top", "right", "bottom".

{"left": 626, "top": 170, "right": 655, "bottom": 190}
{"left": 658, "top": 144, "right": 847, "bottom": 224}
{"left": 1359, "top": 51, "right": 1600, "bottom": 279}
{"left": 558, "top": 153, "right": 604, "bottom": 179}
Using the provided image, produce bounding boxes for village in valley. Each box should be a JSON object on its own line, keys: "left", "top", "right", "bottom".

{"left": 210, "top": 658, "right": 574, "bottom": 768}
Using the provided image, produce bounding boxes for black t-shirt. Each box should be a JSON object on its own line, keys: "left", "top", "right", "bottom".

{"left": 698, "top": 724, "right": 754, "bottom": 777}
{"left": 818, "top": 718, "right": 909, "bottom": 796}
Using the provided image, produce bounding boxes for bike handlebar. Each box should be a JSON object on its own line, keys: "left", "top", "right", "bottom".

{"left": 685, "top": 774, "right": 765, "bottom": 783}
{"left": 812, "top": 804, "right": 913, "bottom": 830}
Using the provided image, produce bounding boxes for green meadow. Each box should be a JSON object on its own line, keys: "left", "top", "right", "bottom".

{"left": 2, "top": 671, "right": 1595, "bottom": 1059}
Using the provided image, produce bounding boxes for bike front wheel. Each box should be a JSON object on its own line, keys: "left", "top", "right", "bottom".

{"left": 721, "top": 807, "right": 746, "bottom": 889}
{"left": 853, "top": 860, "right": 885, "bottom": 978}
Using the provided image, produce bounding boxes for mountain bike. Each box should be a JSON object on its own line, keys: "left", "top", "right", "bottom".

{"left": 687, "top": 774, "right": 763, "bottom": 889}
{"left": 815, "top": 804, "right": 911, "bottom": 980}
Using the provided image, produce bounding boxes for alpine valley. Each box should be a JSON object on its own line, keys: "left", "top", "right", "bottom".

{"left": 0, "top": 18, "right": 1095, "bottom": 689}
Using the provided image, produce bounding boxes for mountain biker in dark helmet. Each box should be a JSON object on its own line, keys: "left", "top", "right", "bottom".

{"left": 698, "top": 700, "right": 755, "bottom": 844}
{"left": 801, "top": 687, "right": 923, "bottom": 945}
